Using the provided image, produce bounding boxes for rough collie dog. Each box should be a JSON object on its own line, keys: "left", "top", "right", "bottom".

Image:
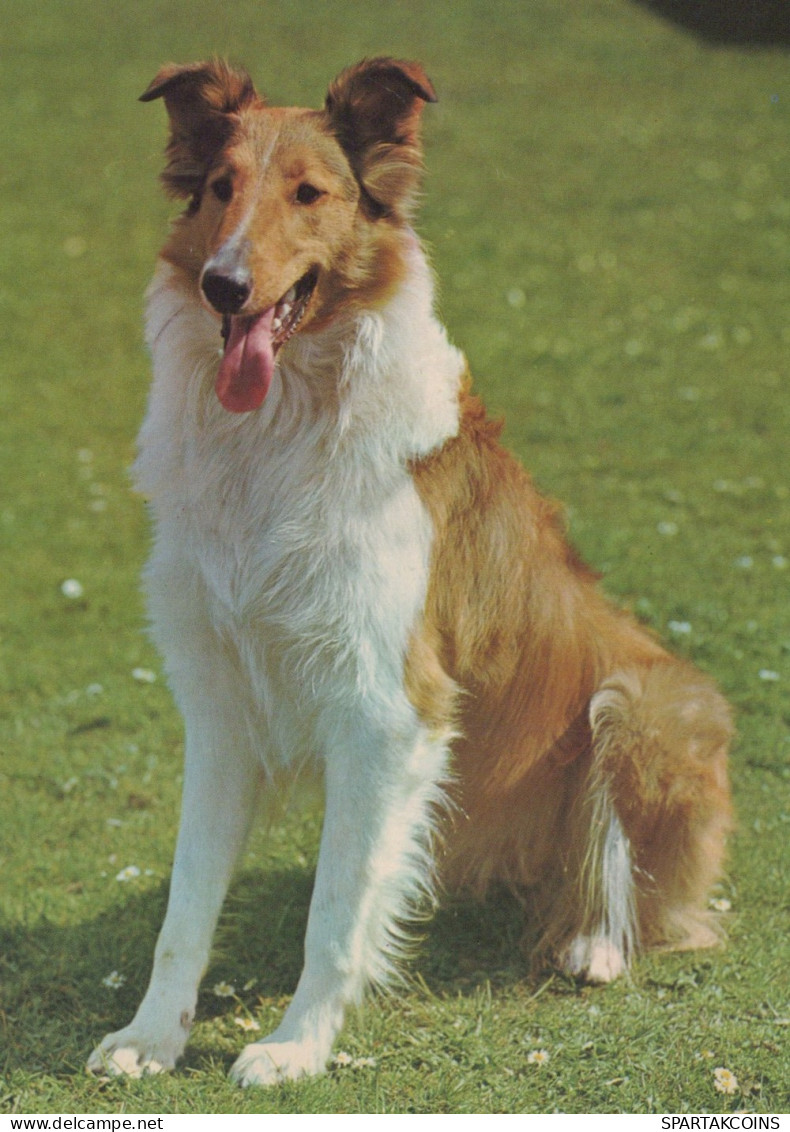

{"left": 88, "top": 58, "right": 733, "bottom": 1086}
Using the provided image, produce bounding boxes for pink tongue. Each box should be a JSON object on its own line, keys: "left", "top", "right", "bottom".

{"left": 215, "top": 308, "right": 276, "bottom": 413}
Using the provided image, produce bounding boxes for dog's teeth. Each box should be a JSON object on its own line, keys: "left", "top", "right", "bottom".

{"left": 279, "top": 303, "right": 292, "bottom": 321}
{"left": 272, "top": 316, "right": 282, "bottom": 332}
{"left": 282, "top": 287, "right": 297, "bottom": 304}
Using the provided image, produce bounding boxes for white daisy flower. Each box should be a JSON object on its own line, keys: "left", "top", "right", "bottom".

{"left": 234, "top": 1016, "right": 260, "bottom": 1032}
{"left": 527, "top": 1049, "right": 550, "bottom": 1065}
{"left": 713, "top": 1067, "right": 738, "bottom": 1095}
{"left": 709, "top": 897, "right": 732, "bottom": 912}
{"left": 115, "top": 865, "right": 141, "bottom": 882}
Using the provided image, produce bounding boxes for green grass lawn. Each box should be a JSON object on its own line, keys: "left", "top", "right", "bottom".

{"left": 1, "top": 0, "right": 788, "bottom": 1115}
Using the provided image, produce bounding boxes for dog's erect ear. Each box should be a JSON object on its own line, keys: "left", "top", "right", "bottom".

{"left": 325, "top": 57, "right": 437, "bottom": 218}
{"left": 140, "top": 60, "right": 259, "bottom": 199}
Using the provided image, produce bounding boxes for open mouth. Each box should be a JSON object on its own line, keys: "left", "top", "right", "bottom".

{"left": 273, "top": 269, "right": 318, "bottom": 347}
{"left": 220, "top": 270, "right": 317, "bottom": 355}
{"left": 216, "top": 271, "right": 318, "bottom": 413}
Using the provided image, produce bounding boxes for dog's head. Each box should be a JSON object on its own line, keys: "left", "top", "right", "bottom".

{"left": 141, "top": 58, "right": 437, "bottom": 412}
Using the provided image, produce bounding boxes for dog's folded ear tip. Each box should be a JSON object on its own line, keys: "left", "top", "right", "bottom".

{"left": 138, "top": 69, "right": 180, "bottom": 104}
{"left": 138, "top": 76, "right": 161, "bottom": 102}
{"left": 413, "top": 79, "right": 438, "bottom": 106}
{"left": 395, "top": 59, "right": 438, "bottom": 105}
{"left": 328, "top": 57, "right": 438, "bottom": 106}
{"left": 138, "top": 61, "right": 259, "bottom": 121}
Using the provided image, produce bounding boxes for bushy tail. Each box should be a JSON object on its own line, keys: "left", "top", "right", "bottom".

{"left": 541, "top": 661, "right": 733, "bottom": 978}
{"left": 588, "top": 663, "right": 734, "bottom": 951}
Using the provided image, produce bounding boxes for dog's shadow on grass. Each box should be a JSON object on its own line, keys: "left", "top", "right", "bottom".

{"left": 0, "top": 864, "right": 534, "bottom": 1078}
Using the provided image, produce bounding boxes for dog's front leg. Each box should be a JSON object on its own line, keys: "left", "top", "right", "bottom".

{"left": 88, "top": 710, "right": 262, "bottom": 1078}
{"left": 231, "top": 714, "right": 448, "bottom": 1087}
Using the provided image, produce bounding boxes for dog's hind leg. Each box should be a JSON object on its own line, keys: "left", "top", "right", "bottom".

{"left": 230, "top": 714, "right": 450, "bottom": 1086}
{"left": 555, "top": 781, "right": 637, "bottom": 983}
{"left": 88, "top": 669, "right": 263, "bottom": 1078}
{"left": 550, "top": 663, "right": 733, "bottom": 981}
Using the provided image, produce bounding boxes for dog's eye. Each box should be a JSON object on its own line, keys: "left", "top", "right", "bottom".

{"left": 211, "top": 177, "right": 234, "bottom": 204}
{"left": 295, "top": 182, "right": 323, "bottom": 205}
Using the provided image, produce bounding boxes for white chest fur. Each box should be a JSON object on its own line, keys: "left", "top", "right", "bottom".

{"left": 134, "top": 254, "right": 463, "bottom": 766}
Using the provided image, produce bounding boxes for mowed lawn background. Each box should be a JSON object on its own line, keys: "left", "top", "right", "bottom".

{"left": 1, "top": 0, "right": 788, "bottom": 1115}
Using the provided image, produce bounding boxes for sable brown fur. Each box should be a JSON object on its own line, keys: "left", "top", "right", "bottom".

{"left": 408, "top": 386, "right": 733, "bottom": 957}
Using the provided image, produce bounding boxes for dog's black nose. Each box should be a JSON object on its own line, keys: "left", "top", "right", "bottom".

{"left": 201, "top": 270, "right": 252, "bottom": 315}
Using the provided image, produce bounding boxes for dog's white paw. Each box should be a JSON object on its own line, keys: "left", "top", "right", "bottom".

{"left": 560, "top": 934, "right": 627, "bottom": 983}
{"left": 230, "top": 1038, "right": 327, "bottom": 1087}
{"left": 87, "top": 1026, "right": 184, "bottom": 1078}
